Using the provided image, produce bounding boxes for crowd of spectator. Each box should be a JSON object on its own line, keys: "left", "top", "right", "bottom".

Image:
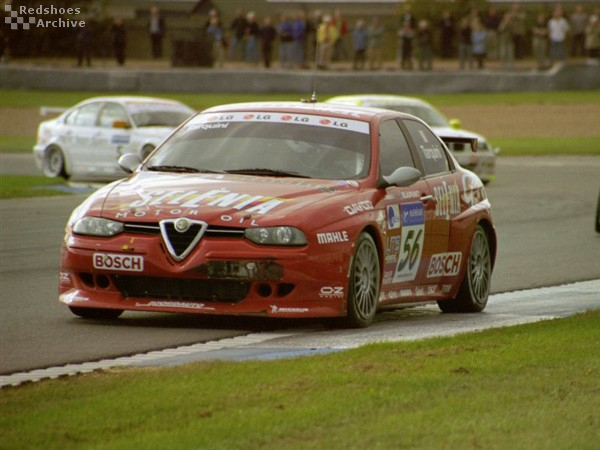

{"left": 196, "top": 3, "right": 599, "bottom": 71}
{"left": 2, "top": 3, "right": 597, "bottom": 70}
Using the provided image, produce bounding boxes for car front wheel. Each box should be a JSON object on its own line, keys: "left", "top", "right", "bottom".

{"left": 438, "top": 224, "right": 492, "bottom": 313}
{"left": 43, "top": 146, "right": 67, "bottom": 178}
{"left": 344, "top": 232, "right": 381, "bottom": 328}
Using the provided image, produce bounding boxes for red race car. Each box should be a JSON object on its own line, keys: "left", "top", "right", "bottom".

{"left": 59, "top": 101, "right": 496, "bottom": 328}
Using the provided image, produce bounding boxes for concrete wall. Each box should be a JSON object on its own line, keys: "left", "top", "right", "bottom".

{"left": 1, "top": 64, "right": 598, "bottom": 94}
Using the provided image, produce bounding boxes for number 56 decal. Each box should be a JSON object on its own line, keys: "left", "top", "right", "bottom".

{"left": 393, "top": 203, "right": 425, "bottom": 283}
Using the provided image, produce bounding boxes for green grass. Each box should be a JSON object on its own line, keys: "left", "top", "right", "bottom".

{"left": 2, "top": 89, "right": 600, "bottom": 110}
{"left": 0, "top": 175, "right": 72, "bottom": 199}
{"left": 0, "top": 135, "right": 35, "bottom": 153}
{"left": 492, "top": 137, "right": 600, "bottom": 156}
{"left": 1, "top": 311, "right": 599, "bottom": 449}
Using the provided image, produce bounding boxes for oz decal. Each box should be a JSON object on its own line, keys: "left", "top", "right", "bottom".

{"left": 393, "top": 203, "right": 425, "bottom": 283}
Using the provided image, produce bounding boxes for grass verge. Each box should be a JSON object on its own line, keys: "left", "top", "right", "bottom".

{"left": 492, "top": 137, "right": 600, "bottom": 156}
{"left": 2, "top": 89, "right": 600, "bottom": 110}
{"left": 1, "top": 311, "right": 599, "bottom": 450}
{"left": 0, "top": 175, "right": 72, "bottom": 199}
{"left": 0, "top": 135, "right": 35, "bottom": 153}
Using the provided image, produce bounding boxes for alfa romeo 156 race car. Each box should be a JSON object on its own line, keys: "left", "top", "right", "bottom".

{"left": 59, "top": 101, "right": 496, "bottom": 328}
{"left": 325, "top": 95, "right": 499, "bottom": 184}
{"left": 34, "top": 96, "right": 195, "bottom": 181}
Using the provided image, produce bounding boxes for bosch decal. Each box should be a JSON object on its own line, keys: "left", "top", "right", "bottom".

{"left": 427, "top": 252, "right": 462, "bottom": 278}
{"left": 93, "top": 253, "right": 144, "bottom": 272}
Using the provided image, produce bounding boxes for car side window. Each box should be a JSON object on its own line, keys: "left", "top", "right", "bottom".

{"left": 403, "top": 119, "right": 450, "bottom": 175}
{"left": 378, "top": 119, "right": 415, "bottom": 177}
{"left": 71, "top": 103, "right": 102, "bottom": 127}
{"left": 99, "top": 103, "right": 128, "bottom": 128}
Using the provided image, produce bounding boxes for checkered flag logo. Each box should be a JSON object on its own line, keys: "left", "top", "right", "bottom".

{"left": 5, "top": 5, "right": 36, "bottom": 30}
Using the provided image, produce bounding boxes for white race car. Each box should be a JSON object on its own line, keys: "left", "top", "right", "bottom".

{"left": 325, "top": 94, "right": 499, "bottom": 184}
{"left": 34, "top": 96, "right": 195, "bottom": 181}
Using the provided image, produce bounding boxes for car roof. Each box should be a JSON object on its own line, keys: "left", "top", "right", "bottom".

{"left": 77, "top": 96, "right": 188, "bottom": 106}
{"left": 203, "top": 101, "right": 419, "bottom": 122}
{"left": 325, "top": 94, "right": 432, "bottom": 108}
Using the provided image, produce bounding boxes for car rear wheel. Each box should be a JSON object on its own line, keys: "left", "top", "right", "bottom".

{"left": 344, "top": 232, "right": 380, "bottom": 328}
{"left": 43, "top": 146, "right": 67, "bottom": 178}
{"left": 69, "top": 307, "right": 123, "bottom": 320}
{"left": 438, "top": 225, "right": 491, "bottom": 313}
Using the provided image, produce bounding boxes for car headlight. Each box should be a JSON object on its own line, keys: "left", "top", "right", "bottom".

{"left": 245, "top": 226, "right": 307, "bottom": 246}
{"left": 72, "top": 217, "right": 124, "bottom": 237}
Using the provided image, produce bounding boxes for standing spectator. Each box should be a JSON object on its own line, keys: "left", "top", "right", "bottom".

{"left": 244, "top": 11, "right": 260, "bottom": 65}
{"left": 292, "top": 11, "right": 308, "bottom": 69}
{"left": 332, "top": 9, "right": 348, "bottom": 62}
{"left": 366, "top": 17, "right": 384, "bottom": 70}
{"left": 510, "top": 4, "right": 527, "bottom": 60}
{"left": 260, "top": 16, "right": 277, "bottom": 68}
{"left": 352, "top": 19, "right": 367, "bottom": 70}
{"left": 548, "top": 6, "right": 570, "bottom": 64}
{"left": 229, "top": 8, "right": 247, "bottom": 61}
{"left": 306, "top": 10, "right": 322, "bottom": 65}
{"left": 398, "top": 21, "right": 414, "bottom": 70}
{"left": 532, "top": 13, "right": 549, "bottom": 71}
{"left": 585, "top": 8, "right": 600, "bottom": 65}
{"left": 438, "top": 10, "right": 455, "bottom": 59}
{"left": 471, "top": 20, "right": 487, "bottom": 69}
{"left": 278, "top": 14, "right": 294, "bottom": 69}
{"left": 498, "top": 10, "right": 516, "bottom": 70}
{"left": 483, "top": 5, "right": 501, "bottom": 60}
{"left": 570, "top": 5, "right": 589, "bottom": 58}
{"left": 77, "top": 23, "right": 93, "bottom": 67}
{"left": 416, "top": 19, "right": 433, "bottom": 71}
{"left": 148, "top": 6, "right": 165, "bottom": 59}
{"left": 112, "top": 17, "right": 126, "bottom": 66}
{"left": 206, "top": 15, "right": 225, "bottom": 68}
{"left": 317, "top": 14, "right": 338, "bottom": 69}
{"left": 204, "top": 8, "right": 221, "bottom": 29}
{"left": 458, "top": 17, "right": 473, "bottom": 70}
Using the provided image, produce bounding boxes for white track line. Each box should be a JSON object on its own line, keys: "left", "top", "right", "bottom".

{"left": 2, "top": 280, "right": 598, "bottom": 388}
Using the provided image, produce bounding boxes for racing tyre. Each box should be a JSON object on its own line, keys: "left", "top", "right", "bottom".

{"left": 43, "top": 146, "right": 67, "bottom": 178}
{"left": 69, "top": 307, "right": 123, "bottom": 320}
{"left": 438, "top": 225, "right": 491, "bottom": 313}
{"left": 344, "top": 232, "right": 381, "bottom": 328}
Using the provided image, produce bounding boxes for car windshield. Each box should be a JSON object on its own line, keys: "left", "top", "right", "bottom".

{"left": 383, "top": 104, "right": 449, "bottom": 128}
{"left": 144, "top": 111, "right": 371, "bottom": 180}
{"left": 127, "top": 102, "right": 194, "bottom": 127}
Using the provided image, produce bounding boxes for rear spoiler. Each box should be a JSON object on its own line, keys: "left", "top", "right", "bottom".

{"left": 439, "top": 136, "right": 478, "bottom": 152}
{"left": 40, "top": 106, "right": 68, "bottom": 116}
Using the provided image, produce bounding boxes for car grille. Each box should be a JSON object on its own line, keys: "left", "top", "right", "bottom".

{"left": 111, "top": 275, "right": 250, "bottom": 303}
{"left": 123, "top": 223, "right": 245, "bottom": 238}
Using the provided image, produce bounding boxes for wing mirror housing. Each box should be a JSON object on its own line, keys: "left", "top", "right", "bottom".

{"left": 378, "top": 166, "right": 422, "bottom": 189}
{"left": 118, "top": 153, "right": 142, "bottom": 174}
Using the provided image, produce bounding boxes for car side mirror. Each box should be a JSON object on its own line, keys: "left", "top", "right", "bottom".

{"left": 118, "top": 153, "right": 142, "bottom": 173}
{"left": 449, "top": 118, "right": 461, "bottom": 129}
{"left": 112, "top": 120, "right": 131, "bottom": 129}
{"left": 378, "top": 166, "right": 422, "bottom": 188}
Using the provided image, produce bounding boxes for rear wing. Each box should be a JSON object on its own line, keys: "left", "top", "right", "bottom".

{"left": 439, "top": 135, "right": 478, "bottom": 152}
{"left": 40, "top": 106, "right": 68, "bottom": 116}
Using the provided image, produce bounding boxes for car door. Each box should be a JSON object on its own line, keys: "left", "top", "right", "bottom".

{"left": 96, "top": 102, "right": 132, "bottom": 176}
{"left": 401, "top": 118, "right": 460, "bottom": 286}
{"left": 68, "top": 102, "right": 103, "bottom": 176}
{"left": 376, "top": 119, "right": 437, "bottom": 298}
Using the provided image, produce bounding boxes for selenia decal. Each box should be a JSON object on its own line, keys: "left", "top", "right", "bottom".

{"left": 393, "top": 203, "right": 425, "bottom": 283}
